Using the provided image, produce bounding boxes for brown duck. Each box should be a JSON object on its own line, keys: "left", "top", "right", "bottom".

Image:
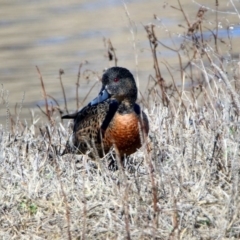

{"left": 61, "top": 67, "right": 149, "bottom": 168}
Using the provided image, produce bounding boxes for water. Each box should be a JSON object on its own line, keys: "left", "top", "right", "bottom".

{"left": 0, "top": 0, "right": 240, "bottom": 124}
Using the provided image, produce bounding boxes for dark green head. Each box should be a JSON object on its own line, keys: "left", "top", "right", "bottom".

{"left": 90, "top": 67, "right": 137, "bottom": 106}
{"left": 102, "top": 67, "right": 137, "bottom": 103}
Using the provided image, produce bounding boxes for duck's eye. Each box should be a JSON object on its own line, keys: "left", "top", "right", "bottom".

{"left": 114, "top": 78, "right": 119, "bottom": 82}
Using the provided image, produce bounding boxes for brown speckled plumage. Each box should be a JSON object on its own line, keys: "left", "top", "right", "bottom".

{"left": 61, "top": 67, "right": 149, "bottom": 165}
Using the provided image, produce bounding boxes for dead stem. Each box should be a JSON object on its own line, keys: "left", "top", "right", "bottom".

{"left": 144, "top": 24, "right": 168, "bottom": 106}
{"left": 59, "top": 69, "right": 68, "bottom": 114}
{"left": 104, "top": 38, "right": 118, "bottom": 66}
{"left": 76, "top": 63, "right": 83, "bottom": 110}
{"left": 36, "top": 66, "right": 51, "bottom": 122}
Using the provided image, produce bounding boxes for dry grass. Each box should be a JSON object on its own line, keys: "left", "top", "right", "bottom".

{"left": 1, "top": 2, "right": 240, "bottom": 239}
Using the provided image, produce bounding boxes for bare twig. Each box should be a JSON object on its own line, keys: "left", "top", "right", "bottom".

{"left": 59, "top": 69, "right": 68, "bottom": 114}
{"left": 105, "top": 39, "right": 118, "bottom": 66}
{"left": 36, "top": 66, "right": 51, "bottom": 122}
{"left": 144, "top": 24, "right": 168, "bottom": 106}
{"left": 76, "top": 63, "right": 83, "bottom": 110}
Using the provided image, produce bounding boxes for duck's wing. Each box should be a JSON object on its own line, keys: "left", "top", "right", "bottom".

{"left": 62, "top": 99, "right": 119, "bottom": 133}
{"left": 61, "top": 103, "right": 109, "bottom": 157}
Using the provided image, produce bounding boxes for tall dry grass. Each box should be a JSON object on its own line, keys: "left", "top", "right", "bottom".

{"left": 1, "top": 2, "right": 240, "bottom": 239}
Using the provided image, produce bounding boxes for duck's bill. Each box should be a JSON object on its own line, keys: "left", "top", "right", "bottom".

{"left": 89, "top": 88, "right": 111, "bottom": 106}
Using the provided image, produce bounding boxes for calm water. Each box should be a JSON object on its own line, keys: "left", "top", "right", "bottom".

{"left": 0, "top": 0, "right": 240, "bottom": 124}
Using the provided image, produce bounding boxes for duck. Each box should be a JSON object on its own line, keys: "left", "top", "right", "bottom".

{"left": 61, "top": 67, "right": 149, "bottom": 169}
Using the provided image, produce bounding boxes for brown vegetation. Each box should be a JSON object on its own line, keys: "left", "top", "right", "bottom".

{"left": 0, "top": 1, "right": 240, "bottom": 239}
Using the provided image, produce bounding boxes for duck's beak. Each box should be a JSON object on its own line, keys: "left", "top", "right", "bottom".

{"left": 89, "top": 86, "right": 111, "bottom": 106}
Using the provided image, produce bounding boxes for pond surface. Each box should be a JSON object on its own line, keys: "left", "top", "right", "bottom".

{"left": 0, "top": 0, "right": 240, "bottom": 124}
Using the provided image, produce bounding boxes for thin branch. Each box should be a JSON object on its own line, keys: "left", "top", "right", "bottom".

{"left": 36, "top": 66, "right": 51, "bottom": 122}
{"left": 59, "top": 69, "right": 68, "bottom": 114}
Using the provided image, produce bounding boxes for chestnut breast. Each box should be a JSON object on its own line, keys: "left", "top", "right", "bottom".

{"left": 103, "top": 111, "right": 147, "bottom": 156}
